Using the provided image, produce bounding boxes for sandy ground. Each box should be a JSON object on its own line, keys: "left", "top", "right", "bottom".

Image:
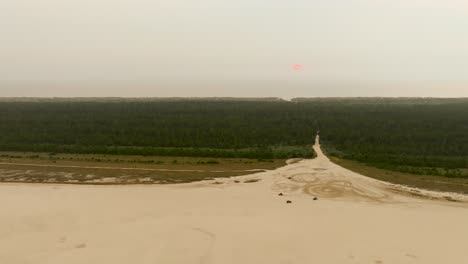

{"left": 1, "top": 136, "right": 468, "bottom": 264}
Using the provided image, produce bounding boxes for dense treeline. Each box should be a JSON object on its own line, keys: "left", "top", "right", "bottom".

{"left": 0, "top": 100, "right": 315, "bottom": 159}
{"left": 0, "top": 98, "right": 467, "bottom": 175}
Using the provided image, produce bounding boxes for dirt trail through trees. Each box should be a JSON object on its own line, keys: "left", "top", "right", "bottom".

{"left": 268, "top": 135, "right": 468, "bottom": 203}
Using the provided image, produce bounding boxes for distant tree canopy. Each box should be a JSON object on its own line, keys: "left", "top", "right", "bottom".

{"left": 0, "top": 98, "right": 467, "bottom": 170}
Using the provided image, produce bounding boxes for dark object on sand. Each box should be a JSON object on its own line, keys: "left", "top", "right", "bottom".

{"left": 286, "top": 200, "right": 292, "bottom": 204}
{"left": 313, "top": 197, "right": 318, "bottom": 201}
{"left": 287, "top": 177, "right": 292, "bottom": 179}
{"left": 278, "top": 193, "right": 283, "bottom": 196}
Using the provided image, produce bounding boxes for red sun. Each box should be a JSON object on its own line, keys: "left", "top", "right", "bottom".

{"left": 293, "top": 64, "right": 302, "bottom": 70}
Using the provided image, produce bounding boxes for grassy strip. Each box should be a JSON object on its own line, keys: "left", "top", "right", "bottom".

{"left": 0, "top": 144, "right": 315, "bottom": 160}
{"left": 0, "top": 154, "right": 285, "bottom": 184}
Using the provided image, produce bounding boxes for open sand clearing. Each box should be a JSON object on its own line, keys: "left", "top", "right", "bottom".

{"left": 1, "top": 136, "right": 468, "bottom": 264}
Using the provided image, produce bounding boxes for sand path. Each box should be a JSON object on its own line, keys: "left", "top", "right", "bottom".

{"left": 1, "top": 136, "right": 467, "bottom": 264}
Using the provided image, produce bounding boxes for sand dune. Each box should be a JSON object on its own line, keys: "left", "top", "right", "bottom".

{"left": 1, "top": 136, "right": 467, "bottom": 264}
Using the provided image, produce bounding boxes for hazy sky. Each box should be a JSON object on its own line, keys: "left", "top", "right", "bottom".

{"left": 1, "top": 0, "right": 468, "bottom": 97}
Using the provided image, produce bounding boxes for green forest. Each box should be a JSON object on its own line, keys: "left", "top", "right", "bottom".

{"left": 1, "top": 98, "right": 467, "bottom": 176}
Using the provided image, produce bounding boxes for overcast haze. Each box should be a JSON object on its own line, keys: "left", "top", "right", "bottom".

{"left": 1, "top": 0, "right": 468, "bottom": 97}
